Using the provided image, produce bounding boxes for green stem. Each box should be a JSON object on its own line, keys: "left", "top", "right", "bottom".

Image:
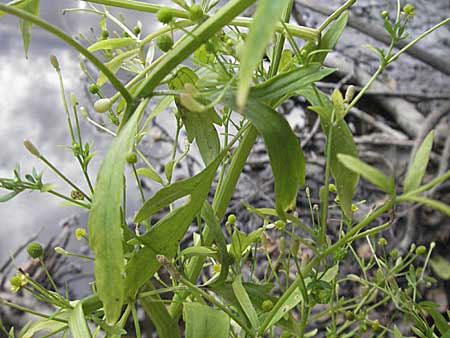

{"left": 0, "top": 4, "right": 132, "bottom": 105}
{"left": 48, "top": 190, "right": 90, "bottom": 209}
{"left": 39, "top": 257, "right": 59, "bottom": 292}
{"left": 318, "top": 0, "right": 357, "bottom": 32}
{"left": 345, "top": 65, "right": 383, "bottom": 114}
{"left": 0, "top": 298, "right": 68, "bottom": 323}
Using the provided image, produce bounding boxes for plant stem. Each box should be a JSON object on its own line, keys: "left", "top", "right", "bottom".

{"left": 318, "top": 0, "right": 356, "bottom": 32}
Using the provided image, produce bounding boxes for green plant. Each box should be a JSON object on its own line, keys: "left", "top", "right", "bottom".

{"left": 1, "top": 0, "right": 450, "bottom": 337}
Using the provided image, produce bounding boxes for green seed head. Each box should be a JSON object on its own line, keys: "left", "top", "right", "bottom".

{"left": 27, "top": 242, "right": 44, "bottom": 259}
{"left": 381, "top": 10, "right": 389, "bottom": 19}
{"left": 390, "top": 249, "right": 398, "bottom": 258}
{"left": 94, "top": 98, "right": 112, "bottom": 113}
{"left": 126, "top": 152, "right": 138, "bottom": 164}
{"left": 24, "top": 140, "right": 41, "bottom": 157}
{"left": 50, "top": 55, "right": 60, "bottom": 71}
{"left": 101, "top": 30, "right": 109, "bottom": 40}
{"left": 227, "top": 214, "right": 237, "bottom": 225}
{"left": 261, "top": 300, "right": 273, "bottom": 312}
{"left": 189, "top": 4, "right": 204, "bottom": 22}
{"left": 345, "top": 85, "right": 356, "bottom": 103}
{"left": 133, "top": 25, "right": 141, "bottom": 35}
{"left": 402, "top": 4, "right": 416, "bottom": 16}
{"left": 415, "top": 245, "right": 427, "bottom": 256}
{"left": 156, "top": 34, "right": 174, "bottom": 52}
{"left": 275, "top": 220, "right": 286, "bottom": 230}
{"left": 157, "top": 7, "right": 175, "bottom": 24}
{"left": 89, "top": 83, "right": 100, "bottom": 94}
{"left": 378, "top": 237, "right": 387, "bottom": 246}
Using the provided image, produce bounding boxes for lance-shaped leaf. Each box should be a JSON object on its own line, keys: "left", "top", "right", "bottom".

{"left": 232, "top": 274, "right": 259, "bottom": 330}
{"left": 19, "top": 0, "right": 39, "bottom": 57}
{"left": 87, "top": 37, "right": 137, "bottom": 52}
{"left": 183, "top": 303, "right": 230, "bottom": 338}
{"left": 125, "top": 152, "right": 225, "bottom": 296}
{"left": 222, "top": 94, "right": 305, "bottom": 218}
{"left": 97, "top": 49, "right": 139, "bottom": 87}
{"left": 88, "top": 99, "right": 148, "bottom": 324}
{"left": 298, "top": 86, "right": 358, "bottom": 217}
{"left": 169, "top": 67, "right": 221, "bottom": 165}
{"left": 403, "top": 130, "right": 435, "bottom": 194}
{"left": 237, "top": 0, "right": 289, "bottom": 109}
{"left": 69, "top": 301, "right": 93, "bottom": 338}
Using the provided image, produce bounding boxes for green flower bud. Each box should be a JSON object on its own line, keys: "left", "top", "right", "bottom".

{"left": 380, "top": 10, "right": 389, "bottom": 19}
{"left": 101, "top": 30, "right": 109, "bottom": 40}
{"left": 75, "top": 228, "right": 87, "bottom": 240}
{"left": 27, "top": 242, "right": 44, "bottom": 259}
{"left": 378, "top": 237, "right": 387, "bottom": 246}
{"left": 345, "top": 85, "right": 356, "bottom": 103}
{"left": 328, "top": 183, "right": 337, "bottom": 193}
{"left": 133, "top": 25, "right": 141, "bottom": 35}
{"left": 94, "top": 98, "right": 112, "bottom": 113}
{"left": 24, "top": 140, "right": 41, "bottom": 157}
{"left": 415, "top": 245, "right": 427, "bottom": 256}
{"left": 402, "top": 4, "right": 415, "bottom": 16}
{"left": 50, "top": 55, "right": 60, "bottom": 71}
{"left": 227, "top": 214, "right": 237, "bottom": 225}
{"left": 157, "top": 7, "right": 174, "bottom": 24}
{"left": 261, "top": 300, "right": 273, "bottom": 312}
{"left": 275, "top": 220, "right": 286, "bottom": 230}
{"left": 372, "top": 319, "right": 381, "bottom": 332}
{"left": 80, "top": 106, "right": 89, "bottom": 119}
{"left": 123, "top": 31, "right": 130, "bottom": 38}
{"left": 10, "top": 273, "right": 27, "bottom": 292}
{"left": 390, "top": 249, "right": 398, "bottom": 258}
{"left": 189, "top": 4, "right": 204, "bottom": 22}
{"left": 126, "top": 152, "right": 138, "bottom": 164}
{"left": 156, "top": 34, "right": 174, "bottom": 52}
{"left": 89, "top": 83, "right": 100, "bottom": 94}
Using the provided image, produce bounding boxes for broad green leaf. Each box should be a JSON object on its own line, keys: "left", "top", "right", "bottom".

{"left": 18, "top": 0, "right": 39, "bottom": 57}
{"left": 430, "top": 256, "right": 450, "bottom": 280}
{"left": 222, "top": 94, "right": 305, "bottom": 218}
{"left": 443, "top": 330, "right": 450, "bottom": 338}
{"left": 136, "top": 167, "right": 163, "bottom": 185}
{"left": 232, "top": 275, "right": 259, "bottom": 330}
{"left": 251, "top": 64, "right": 336, "bottom": 103}
{"left": 87, "top": 38, "right": 137, "bottom": 52}
{"left": 403, "top": 131, "right": 435, "bottom": 193}
{"left": 169, "top": 67, "right": 221, "bottom": 165}
{"left": 97, "top": 49, "right": 139, "bottom": 87}
{"left": 69, "top": 301, "right": 92, "bottom": 338}
{"left": 237, "top": 0, "right": 289, "bottom": 109}
{"left": 338, "top": 154, "right": 395, "bottom": 195}
{"left": 140, "top": 288, "right": 181, "bottom": 338}
{"left": 298, "top": 87, "right": 358, "bottom": 218}
{"left": 125, "top": 152, "right": 225, "bottom": 296}
{"left": 183, "top": 303, "right": 230, "bottom": 338}
{"left": 88, "top": 99, "right": 148, "bottom": 324}
{"left": 400, "top": 195, "right": 450, "bottom": 218}
{"left": 201, "top": 201, "right": 230, "bottom": 283}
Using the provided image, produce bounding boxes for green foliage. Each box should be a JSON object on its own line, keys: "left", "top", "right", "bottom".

{"left": 1, "top": 0, "right": 450, "bottom": 337}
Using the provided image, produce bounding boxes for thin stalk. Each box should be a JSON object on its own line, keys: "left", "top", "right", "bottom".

{"left": 39, "top": 257, "right": 59, "bottom": 292}
{"left": 318, "top": 0, "right": 356, "bottom": 32}
{"left": 0, "top": 4, "right": 132, "bottom": 105}
{"left": 0, "top": 298, "right": 68, "bottom": 323}
{"left": 48, "top": 190, "right": 90, "bottom": 209}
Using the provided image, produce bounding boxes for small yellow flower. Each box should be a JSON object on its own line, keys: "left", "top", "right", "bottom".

{"left": 351, "top": 204, "right": 359, "bottom": 212}
{"left": 10, "top": 273, "right": 27, "bottom": 292}
{"left": 213, "top": 263, "right": 221, "bottom": 274}
{"left": 75, "top": 228, "right": 87, "bottom": 240}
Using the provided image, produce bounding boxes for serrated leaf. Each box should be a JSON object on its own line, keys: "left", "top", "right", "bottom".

{"left": 183, "top": 303, "right": 229, "bottom": 338}
{"left": 403, "top": 130, "right": 435, "bottom": 193}
{"left": 87, "top": 38, "right": 137, "bottom": 52}
{"left": 237, "top": 0, "right": 289, "bottom": 109}
{"left": 232, "top": 275, "right": 259, "bottom": 331}
{"left": 169, "top": 67, "right": 221, "bottom": 165}
{"left": 97, "top": 48, "right": 139, "bottom": 87}
{"left": 69, "top": 301, "right": 92, "bottom": 338}
{"left": 251, "top": 64, "right": 336, "bottom": 103}
{"left": 338, "top": 154, "right": 395, "bottom": 195}
{"left": 222, "top": 94, "right": 305, "bottom": 218}
{"left": 88, "top": 99, "right": 148, "bottom": 324}
{"left": 298, "top": 87, "right": 359, "bottom": 217}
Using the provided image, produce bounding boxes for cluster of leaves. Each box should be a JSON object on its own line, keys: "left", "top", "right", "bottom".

{"left": 1, "top": 0, "right": 450, "bottom": 337}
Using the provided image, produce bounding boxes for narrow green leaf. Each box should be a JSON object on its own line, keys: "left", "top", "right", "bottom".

{"left": 88, "top": 99, "right": 148, "bottom": 324}
{"left": 331, "top": 88, "right": 345, "bottom": 121}
{"left": 19, "top": 0, "right": 39, "bottom": 57}
{"left": 97, "top": 49, "right": 139, "bottom": 87}
{"left": 223, "top": 94, "right": 305, "bottom": 218}
{"left": 0, "top": 0, "right": 27, "bottom": 16}
{"left": 140, "top": 288, "right": 181, "bottom": 338}
{"left": 427, "top": 308, "right": 450, "bottom": 335}
{"left": 265, "top": 285, "right": 303, "bottom": 329}
{"left": 179, "top": 246, "right": 218, "bottom": 258}
{"left": 0, "top": 191, "right": 20, "bottom": 202}
{"left": 69, "top": 301, "right": 92, "bottom": 338}
{"left": 126, "top": 152, "right": 225, "bottom": 296}
{"left": 136, "top": 167, "right": 163, "bottom": 185}
{"left": 403, "top": 130, "right": 435, "bottom": 193}
{"left": 393, "top": 325, "right": 403, "bottom": 338}
{"left": 298, "top": 87, "right": 358, "bottom": 217}
{"left": 237, "top": 0, "right": 289, "bottom": 109}
{"left": 399, "top": 195, "right": 450, "bottom": 218}
{"left": 338, "top": 154, "right": 395, "bottom": 195}
{"left": 87, "top": 38, "right": 137, "bottom": 52}
{"left": 183, "top": 303, "right": 230, "bottom": 338}
{"left": 251, "top": 64, "right": 336, "bottom": 103}
{"left": 232, "top": 275, "right": 259, "bottom": 330}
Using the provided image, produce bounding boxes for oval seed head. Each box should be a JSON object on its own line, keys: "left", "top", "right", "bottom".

{"left": 133, "top": 25, "right": 141, "bottom": 35}
{"left": 24, "top": 140, "right": 41, "bottom": 157}
{"left": 156, "top": 34, "right": 174, "bottom": 52}
{"left": 157, "top": 7, "right": 175, "bottom": 24}
{"left": 189, "top": 4, "right": 204, "bottom": 22}
{"left": 261, "top": 300, "right": 273, "bottom": 312}
{"left": 380, "top": 10, "right": 389, "bottom": 19}
{"left": 50, "top": 55, "right": 60, "bottom": 71}
{"left": 344, "top": 85, "right": 356, "bottom": 103}
{"left": 89, "top": 83, "right": 100, "bottom": 94}
{"left": 378, "top": 237, "right": 387, "bottom": 246}
{"left": 126, "top": 152, "right": 138, "bottom": 164}
{"left": 94, "top": 98, "right": 112, "bottom": 113}
{"left": 415, "top": 245, "right": 427, "bottom": 256}
{"left": 402, "top": 4, "right": 415, "bottom": 16}
{"left": 27, "top": 242, "right": 44, "bottom": 259}
{"left": 390, "top": 249, "right": 398, "bottom": 258}
{"left": 227, "top": 214, "right": 237, "bottom": 225}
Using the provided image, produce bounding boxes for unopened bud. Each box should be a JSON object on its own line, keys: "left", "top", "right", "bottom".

{"left": 50, "top": 55, "right": 60, "bottom": 71}
{"left": 344, "top": 85, "right": 356, "bottom": 103}
{"left": 24, "top": 140, "right": 41, "bottom": 157}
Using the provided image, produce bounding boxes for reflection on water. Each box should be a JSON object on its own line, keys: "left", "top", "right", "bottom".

{"left": 0, "top": 1, "right": 170, "bottom": 260}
